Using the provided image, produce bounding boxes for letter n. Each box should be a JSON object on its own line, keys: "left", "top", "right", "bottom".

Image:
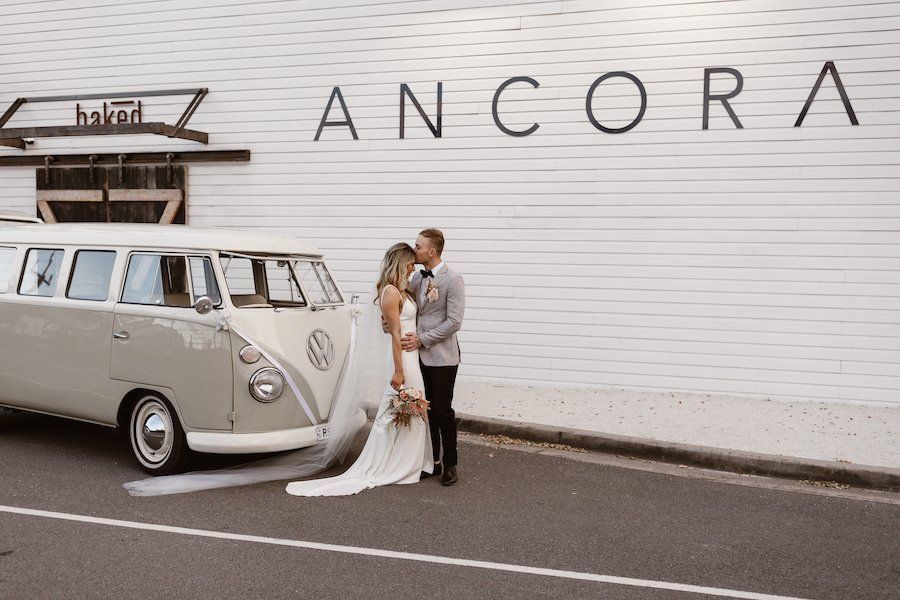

{"left": 314, "top": 87, "right": 358, "bottom": 141}
{"left": 794, "top": 61, "right": 859, "bottom": 127}
{"left": 400, "top": 83, "right": 442, "bottom": 139}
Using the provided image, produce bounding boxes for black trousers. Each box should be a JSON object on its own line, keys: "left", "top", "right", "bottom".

{"left": 420, "top": 360, "right": 459, "bottom": 467}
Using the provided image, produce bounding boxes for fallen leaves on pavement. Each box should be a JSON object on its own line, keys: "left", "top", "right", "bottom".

{"left": 478, "top": 433, "right": 586, "bottom": 453}
{"left": 799, "top": 479, "right": 850, "bottom": 490}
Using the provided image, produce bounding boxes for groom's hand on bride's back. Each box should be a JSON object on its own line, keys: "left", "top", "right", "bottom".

{"left": 402, "top": 332, "right": 421, "bottom": 351}
{"left": 382, "top": 315, "right": 389, "bottom": 333}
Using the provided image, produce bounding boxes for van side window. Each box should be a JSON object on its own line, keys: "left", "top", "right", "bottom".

{"left": 19, "top": 248, "right": 63, "bottom": 297}
{"left": 67, "top": 250, "right": 116, "bottom": 301}
{"left": 189, "top": 256, "right": 221, "bottom": 306}
{"left": 121, "top": 254, "right": 192, "bottom": 307}
{"left": 0, "top": 247, "right": 15, "bottom": 294}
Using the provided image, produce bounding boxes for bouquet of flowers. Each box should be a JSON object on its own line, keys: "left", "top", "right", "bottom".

{"left": 388, "top": 387, "right": 429, "bottom": 428}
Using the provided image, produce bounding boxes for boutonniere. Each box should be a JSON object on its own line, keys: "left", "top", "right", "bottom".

{"left": 426, "top": 280, "right": 439, "bottom": 303}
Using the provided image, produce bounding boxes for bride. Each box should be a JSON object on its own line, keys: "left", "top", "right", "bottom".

{"left": 285, "top": 243, "right": 434, "bottom": 496}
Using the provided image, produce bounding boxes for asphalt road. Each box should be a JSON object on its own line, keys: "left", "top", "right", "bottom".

{"left": 0, "top": 409, "right": 898, "bottom": 600}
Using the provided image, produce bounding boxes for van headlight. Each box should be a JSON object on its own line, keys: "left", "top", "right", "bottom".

{"left": 249, "top": 368, "right": 285, "bottom": 403}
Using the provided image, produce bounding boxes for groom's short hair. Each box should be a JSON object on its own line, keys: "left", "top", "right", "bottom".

{"left": 419, "top": 228, "right": 445, "bottom": 255}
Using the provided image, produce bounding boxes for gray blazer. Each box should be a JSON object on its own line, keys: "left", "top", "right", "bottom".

{"left": 410, "top": 265, "right": 465, "bottom": 367}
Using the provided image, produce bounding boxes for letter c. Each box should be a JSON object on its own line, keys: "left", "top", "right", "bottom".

{"left": 492, "top": 76, "right": 540, "bottom": 137}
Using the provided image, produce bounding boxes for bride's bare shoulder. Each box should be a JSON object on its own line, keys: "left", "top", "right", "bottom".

{"left": 379, "top": 284, "right": 403, "bottom": 308}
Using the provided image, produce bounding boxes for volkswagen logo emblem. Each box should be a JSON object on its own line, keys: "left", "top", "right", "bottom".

{"left": 307, "top": 329, "right": 335, "bottom": 371}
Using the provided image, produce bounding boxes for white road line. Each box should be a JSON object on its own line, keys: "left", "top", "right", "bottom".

{"left": 0, "top": 504, "right": 811, "bottom": 600}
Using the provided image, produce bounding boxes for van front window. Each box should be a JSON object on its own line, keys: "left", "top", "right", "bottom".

{"left": 220, "top": 254, "right": 306, "bottom": 309}
{"left": 189, "top": 256, "right": 222, "bottom": 306}
{"left": 121, "top": 254, "right": 192, "bottom": 307}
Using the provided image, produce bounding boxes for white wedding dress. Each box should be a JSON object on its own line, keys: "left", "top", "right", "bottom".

{"left": 286, "top": 292, "right": 433, "bottom": 497}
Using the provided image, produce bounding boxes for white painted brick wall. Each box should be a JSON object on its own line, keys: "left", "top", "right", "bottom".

{"left": 1, "top": 0, "right": 898, "bottom": 403}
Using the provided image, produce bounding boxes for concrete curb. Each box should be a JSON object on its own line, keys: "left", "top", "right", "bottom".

{"left": 456, "top": 413, "right": 900, "bottom": 492}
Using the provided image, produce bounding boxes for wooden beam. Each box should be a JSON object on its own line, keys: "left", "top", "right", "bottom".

{"left": 0, "top": 98, "right": 26, "bottom": 128}
{"left": 0, "top": 150, "right": 250, "bottom": 167}
{"left": 36, "top": 190, "right": 104, "bottom": 202}
{"left": 2, "top": 123, "right": 167, "bottom": 138}
{"left": 158, "top": 124, "right": 208, "bottom": 143}
{"left": 159, "top": 199, "right": 183, "bottom": 224}
{"left": 0, "top": 138, "right": 25, "bottom": 149}
{"left": 108, "top": 189, "right": 182, "bottom": 202}
{"left": 22, "top": 89, "right": 205, "bottom": 103}
{"left": 1, "top": 123, "right": 208, "bottom": 144}
{"left": 36, "top": 201, "right": 57, "bottom": 224}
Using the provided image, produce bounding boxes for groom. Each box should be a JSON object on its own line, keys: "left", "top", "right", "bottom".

{"left": 402, "top": 228, "right": 465, "bottom": 486}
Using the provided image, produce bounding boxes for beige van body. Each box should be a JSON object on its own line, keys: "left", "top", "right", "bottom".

{"left": 0, "top": 223, "right": 354, "bottom": 473}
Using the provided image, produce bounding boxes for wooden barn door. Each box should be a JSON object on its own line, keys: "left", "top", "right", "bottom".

{"left": 36, "top": 165, "right": 186, "bottom": 224}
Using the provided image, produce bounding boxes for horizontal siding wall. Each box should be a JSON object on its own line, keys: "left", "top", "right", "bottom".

{"left": 1, "top": 0, "right": 899, "bottom": 404}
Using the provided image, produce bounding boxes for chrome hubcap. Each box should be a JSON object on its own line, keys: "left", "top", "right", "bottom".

{"left": 142, "top": 414, "right": 167, "bottom": 451}
{"left": 132, "top": 399, "right": 173, "bottom": 465}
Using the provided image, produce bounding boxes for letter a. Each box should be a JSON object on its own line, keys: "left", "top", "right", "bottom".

{"left": 794, "top": 61, "right": 859, "bottom": 127}
{"left": 314, "top": 87, "right": 358, "bottom": 141}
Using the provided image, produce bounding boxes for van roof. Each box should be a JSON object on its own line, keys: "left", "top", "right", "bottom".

{"left": 0, "top": 211, "right": 43, "bottom": 224}
{"left": 0, "top": 223, "right": 323, "bottom": 257}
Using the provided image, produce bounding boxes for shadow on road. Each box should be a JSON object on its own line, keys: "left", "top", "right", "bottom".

{"left": 0, "top": 408, "right": 361, "bottom": 475}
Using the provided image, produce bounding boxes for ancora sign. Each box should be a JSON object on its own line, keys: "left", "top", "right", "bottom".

{"left": 314, "top": 61, "right": 858, "bottom": 141}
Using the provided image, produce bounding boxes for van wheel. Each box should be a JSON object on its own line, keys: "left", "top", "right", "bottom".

{"left": 128, "top": 394, "right": 186, "bottom": 475}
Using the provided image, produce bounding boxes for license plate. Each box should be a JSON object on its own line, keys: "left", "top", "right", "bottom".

{"left": 315, "top": 425, "right": 330, "bottom": 441}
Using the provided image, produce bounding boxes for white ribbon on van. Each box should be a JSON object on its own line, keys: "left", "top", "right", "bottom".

{"left": 223, "top": 319, "right": 320, "bottom": 427}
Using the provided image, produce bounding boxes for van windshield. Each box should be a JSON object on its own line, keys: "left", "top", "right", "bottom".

{"left": 220, "top": 254, "right": 304, "bottom": 308}
{"left": 220, "top": 254, "right": 343, "bottom": 309}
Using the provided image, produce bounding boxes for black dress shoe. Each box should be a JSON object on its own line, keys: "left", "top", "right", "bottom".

{"left": 441, "top": 465, "right": 458, "bottom": 486}
{"left": 421, "top": 463, "right": 442, "bottom": 479}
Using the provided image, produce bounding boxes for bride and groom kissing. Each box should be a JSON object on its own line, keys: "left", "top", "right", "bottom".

{"left": 286, "top": 228, "right": 465, "bottom": 496}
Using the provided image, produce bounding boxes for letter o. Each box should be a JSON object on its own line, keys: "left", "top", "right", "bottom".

{"left": 585, "top": 71, "right": 647, "bottom": 134}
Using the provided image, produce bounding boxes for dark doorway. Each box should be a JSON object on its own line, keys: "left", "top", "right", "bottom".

{"left": 35, "top": 165, "right": 187, "bottom": 224}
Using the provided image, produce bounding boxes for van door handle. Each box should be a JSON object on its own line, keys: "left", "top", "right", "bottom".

{"left": 112, "top": 331, "right": 130, "bottom": 341}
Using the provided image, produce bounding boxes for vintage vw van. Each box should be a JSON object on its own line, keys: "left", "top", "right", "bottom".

{"left": 0, "top": 223, "right": 354, "bottom": 474}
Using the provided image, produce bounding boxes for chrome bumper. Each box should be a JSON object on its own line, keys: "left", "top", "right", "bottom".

{"left": 187, "top": 425, "right": 320, "bottom": 454}
{"left": 185, "top": 408, "right": 366, "bottom": 454}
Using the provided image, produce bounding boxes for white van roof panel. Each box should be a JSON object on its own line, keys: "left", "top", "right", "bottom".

{"left": 0, "top": 211, "right": 43, "bottom": 224}
{"left": 0, "top": 223, "right": 323, "bottom": 257}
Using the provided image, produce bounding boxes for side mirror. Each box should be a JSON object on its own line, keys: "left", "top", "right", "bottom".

{"left": 194, "top": 296, "right": 214, "bottom": 315}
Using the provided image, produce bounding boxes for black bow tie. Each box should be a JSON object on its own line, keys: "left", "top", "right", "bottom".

{"left": 420, "top": 269, "right": 434, "bottom": 278}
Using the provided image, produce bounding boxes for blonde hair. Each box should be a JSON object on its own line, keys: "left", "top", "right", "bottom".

{"left": 375, "top": 242, "right": 416, "bottom": 303}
